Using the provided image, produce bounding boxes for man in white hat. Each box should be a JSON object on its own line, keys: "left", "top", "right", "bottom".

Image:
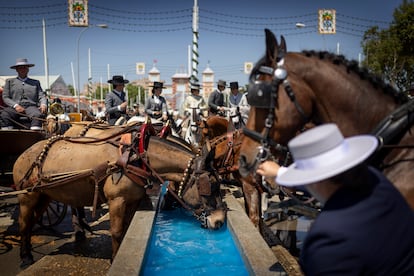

{"left": 257, "top": 124, "right": 414, "bottom": 274}
{"left": 1, "top": 58, "right": 47, "bottom": 130}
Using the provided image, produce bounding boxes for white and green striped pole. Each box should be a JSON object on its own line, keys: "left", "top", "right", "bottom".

{"left": 190, "top": 0, "right": 199, "bottom": 84}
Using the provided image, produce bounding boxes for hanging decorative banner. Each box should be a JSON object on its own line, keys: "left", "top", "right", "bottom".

{"left": 318, "top": 9, "right": 336, "bottom": 34}
{"left": 136, "top": 63, "right": 146, "bottom": 75}
{"left": 68, "top": 0, "right": 89, "bottom": 27}
{"left": 244, "top": 62, "right": 253, "bottom": 75}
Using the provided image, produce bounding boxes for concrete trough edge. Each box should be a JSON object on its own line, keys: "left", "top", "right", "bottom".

{"left": 224, "top": 191, "right": 281, "bottom": 276}
{"left": 108, "top": 190, "right": 280, "bottom": 275}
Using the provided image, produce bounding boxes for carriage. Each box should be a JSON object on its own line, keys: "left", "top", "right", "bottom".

{"left": 0, "top": 128, "right": 68, "bottom": 227}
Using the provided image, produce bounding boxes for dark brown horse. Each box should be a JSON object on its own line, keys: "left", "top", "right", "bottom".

{"left": 239, "top": 29, "right": 414, "bottom": 208}
{"left": 13, "top": 123, "right": 226, "bottom": 267}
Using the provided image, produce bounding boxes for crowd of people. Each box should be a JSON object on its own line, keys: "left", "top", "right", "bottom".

{"left": 0, "top": 58, "right": 250, "bottom": 129}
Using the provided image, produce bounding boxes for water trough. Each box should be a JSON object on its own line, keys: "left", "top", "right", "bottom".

{"left": 108, "top": 188, "right": 288, "bottom": 275}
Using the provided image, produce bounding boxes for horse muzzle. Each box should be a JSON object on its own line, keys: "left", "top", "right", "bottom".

{"left": 205, "top": 209, "right": 226, "bottom": 229}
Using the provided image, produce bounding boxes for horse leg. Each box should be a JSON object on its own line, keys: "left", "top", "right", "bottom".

{"left": 241, "top": 177, "right": 260, "bottom": 227}
{"left": 17, "top": 192, "right": 49, "bottom": 268}
{"left": 108, "top": 197, "right": 126, "bottom": 261}
{"left": 71, "top": 207, "right": 92, "bottom": 241}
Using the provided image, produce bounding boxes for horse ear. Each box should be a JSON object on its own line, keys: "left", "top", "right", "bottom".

{"left": 279, "top": 35, "right": 287, "bottom": 53}
{"left": 264, "top": 28, "right": 278, "bottom": 61}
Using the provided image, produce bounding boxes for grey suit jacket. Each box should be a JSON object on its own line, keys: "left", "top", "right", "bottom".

{"left": 144, "top": 95, "right": 168, "bottom": 119}
{"left": 2, "top": 77, "right": 46, "bottom": 108}
{"left": 105, "top": 90, "right": 126, "bottom": 125}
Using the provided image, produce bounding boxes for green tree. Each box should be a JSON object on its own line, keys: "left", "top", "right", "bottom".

{"left": 361, "top": 0, "right": 414, "bottom": 91}
{"left": 126, "top": 84, "right": 145, "bottom": 105}
{"left": 92, "top": 85, "right": 109, "bottom": 101}
{"left": 67, "top": 84, "right": 75, "bottom": 96}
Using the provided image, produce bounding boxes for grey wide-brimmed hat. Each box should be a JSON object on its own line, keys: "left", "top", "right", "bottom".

{"left": 276, "top": 124, "right": 378, "bottom": 187}
{"left": 217, "top": 80, "right": 226, "bottom": 87}
{"left": 10, "top": 58, "right": 35, "bottom": 69}
{"left": 108, "top": 75, "right": 129, "bottom": 85}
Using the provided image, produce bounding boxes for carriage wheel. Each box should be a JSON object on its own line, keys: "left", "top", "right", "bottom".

{"left": 38, "top": 200, "right": 68, "bottom": 228}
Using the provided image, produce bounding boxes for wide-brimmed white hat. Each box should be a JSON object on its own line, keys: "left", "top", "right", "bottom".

{"left": 277, "top": 124, "right": 378, "bottom": 187}
{"left": 10, "top": 58, "right": 35, "bottom": 69}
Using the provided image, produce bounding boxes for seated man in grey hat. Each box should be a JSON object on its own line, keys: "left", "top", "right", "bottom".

{"left": 1, "top": 58, "right": 47, "bottom": 130}
{"left": 256, "top": 124, "right": 414, "bottom": 275}
{"left": 105, "top": 75, "right": 129, "bottom": 125}
{"left": 144, "top": 81, "right": 168, "bottom": 121}
{"left": 208, "top": 79, "right": 227, "bottom": 116}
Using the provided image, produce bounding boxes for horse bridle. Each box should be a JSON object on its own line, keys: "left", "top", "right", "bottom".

{"left": 243, "top": 52, "right": 309, "bottom": 170}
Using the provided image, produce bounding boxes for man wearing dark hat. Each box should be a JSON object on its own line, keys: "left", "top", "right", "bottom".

{"left": 105, "top": 75, "right": 129, "bottom": 125}
{"left": 1, "top": 58, "right": 47, "bottom": 130}
{"left": 208, "top": 79, "right": 227, "bottom": 116}
{"left": 228, "top": 81, "right": 244, "bottom": 129}
{"left": 144, "top": 81, "right": 168, "bottom": 120}
{"left": 257, "top": 124, "right": 414, "bottom": 275}
{"left": 228, "top": 82, "right": 242, "bottom": 107}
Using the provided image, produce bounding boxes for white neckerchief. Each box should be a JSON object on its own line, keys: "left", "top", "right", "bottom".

{"left": 154, "top": 95, "right": 161, "bottom": 104}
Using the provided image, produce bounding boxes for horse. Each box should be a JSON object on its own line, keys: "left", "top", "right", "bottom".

{"left": 200, "top": 115, "right": 230, "bottom": 142}
{"left": 13, "top": 123, "right": 226, "bottom": 267}
{"left": 238, "top": 29, "right": 414, "bottom": 210}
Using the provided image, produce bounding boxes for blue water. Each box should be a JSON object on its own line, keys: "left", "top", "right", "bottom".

{"left": 141, "top": 208, "right": 249, "bottom": 276}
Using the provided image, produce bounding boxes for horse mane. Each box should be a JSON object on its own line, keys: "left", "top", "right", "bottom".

{"left": 301, "top": 50, "right": 409, "bottom": 104}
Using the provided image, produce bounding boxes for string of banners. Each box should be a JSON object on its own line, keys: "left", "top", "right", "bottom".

{"left": 68, "top": 0, "right": 89, "bottom": 27}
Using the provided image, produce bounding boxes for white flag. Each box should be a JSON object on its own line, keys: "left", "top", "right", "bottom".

{"left": 244, "top": 62, "right": 253, "bottom": 75}
{"left": 136, "top": 63, "right": 145, "bottom": 75}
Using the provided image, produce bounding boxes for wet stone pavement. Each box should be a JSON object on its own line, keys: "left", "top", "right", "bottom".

{"left": 1, "top": 184, "right": 309, "bottom": 275}
{"left": 0, "top": 197, "right": 112, "bottom": 276}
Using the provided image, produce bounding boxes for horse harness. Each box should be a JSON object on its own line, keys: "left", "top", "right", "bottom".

{"left": 243, "top": 50, "right": 304, "bottom": 171}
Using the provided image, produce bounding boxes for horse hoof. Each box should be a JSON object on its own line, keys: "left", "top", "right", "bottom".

{"left": 20, "top": 257, "right": 34, "bottom": 269}
{"left": 75, "top": 231, "right": 86, "bottom": 242}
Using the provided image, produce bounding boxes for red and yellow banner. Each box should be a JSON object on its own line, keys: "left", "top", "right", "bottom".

{"left": 68, "top": 0, "right": 89, "bottom": 27}
{"left": 318, "top": 9, "right": 336, "bottom": 34}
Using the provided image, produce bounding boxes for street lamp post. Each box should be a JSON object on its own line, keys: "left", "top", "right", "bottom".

{"left": 76, "top": 24, "right": 108, "bottom": 113}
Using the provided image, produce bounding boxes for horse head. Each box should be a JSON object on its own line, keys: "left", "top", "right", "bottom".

{"left": 239, "top": 29, "right": 311, "bottom": 177}
{"left": 145, "top": 136, "right": 227, "bottom": 229}
{"left": 239, "top": 28, "right": 410, "bottom": 180}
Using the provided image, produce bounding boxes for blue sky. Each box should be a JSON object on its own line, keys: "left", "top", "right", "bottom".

{"left": 0, "top": 0, "right": 403, "bottom": 91}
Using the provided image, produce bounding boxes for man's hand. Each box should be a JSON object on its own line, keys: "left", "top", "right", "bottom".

{"left": 40, "top": 104, "right": 47, "bottom": 114}
{"left": 15, "top": 104, "right": 25, "bottom": 113}
{"left": 256, "top": 161, "right": 280, "bottom": 187}
{"left": 120, "top": 102, "right": 128, "bottom": 111}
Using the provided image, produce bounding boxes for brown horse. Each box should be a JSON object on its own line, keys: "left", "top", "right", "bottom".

{"left": 200, "top": 115, "right": 230, "bottom": 142}
{"left": 13, "top": 124, "right": 226, "bottom": 267}
{"left": 239, "top": 29, "right": 414, "bottom": 208}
